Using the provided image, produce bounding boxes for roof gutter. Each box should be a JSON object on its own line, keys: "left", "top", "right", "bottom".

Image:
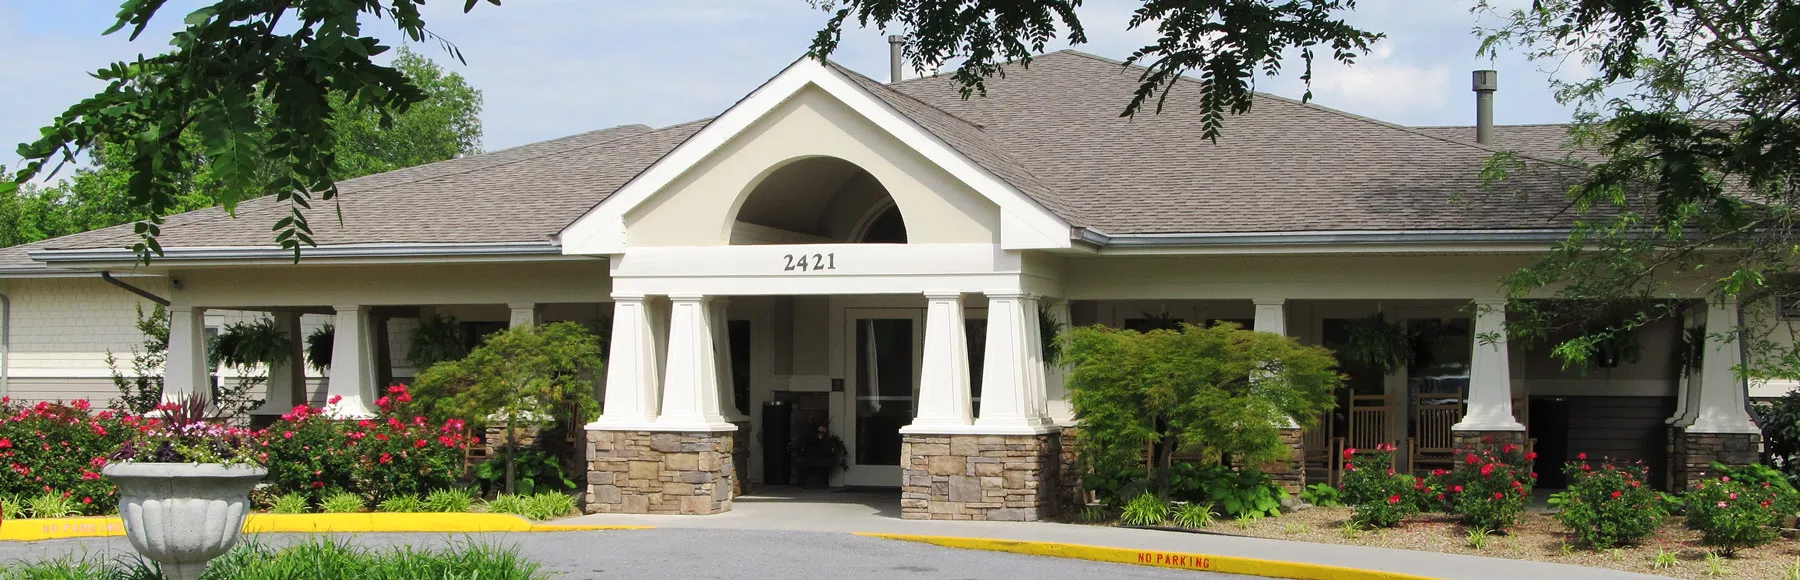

{"left": 1076, "top": 228, "right": 1574, "bottom": 248}
{"left": 31, "top": 241, "right": 565, "bottom": 265}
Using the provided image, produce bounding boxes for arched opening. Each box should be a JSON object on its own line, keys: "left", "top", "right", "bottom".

{"left": 731, "top": 156, "right": 907, "bottom": 244}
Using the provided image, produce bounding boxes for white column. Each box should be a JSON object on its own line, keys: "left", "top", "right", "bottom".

{"left": 1689, "top": 299, "right": 1760, "bottom": 434}
{"left": 1253, "top": 298, "right": 1302, "bottom": 429}
{"left": 654, "top": 295, "right": 735, "bottom": 432}
{"left": 590, "top": 295, "right": 663, "bottom": 430}
{"left": 902, "top": 292, "right": 974, "bottom": 432}
{"left": 1670, "top": 306, "right": 1704, "bottom": 427}
{"left": 1044, "top": 299, "right": 1076, "bottom": 425}
{"left": 163, "top": 306, "right": 210, "bottom": 405}
{"left": 508, "top": 303, "right": 539, "bottom": 328}
{"left": 325, "top": 305, "right": 377, "bottom": 419}
{"left": 974, "top": 293, "right": 1055, "bottom": 433}
{"left": 1023, "top": 295, "right": 1051, "bottom": 422}
{"left": 252, "top": 311, "right": 304, "bottom": 415}
{"left": 709, "top": 298, "right": 750, "bottom": 422}
{"left": 1453, "top": 299, "right": 1526, "bottom": 431}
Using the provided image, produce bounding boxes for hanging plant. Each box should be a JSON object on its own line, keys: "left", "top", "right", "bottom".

{"left": 1039, "top": 305, "right": 1066, "bottom": 367}
{"left": 306, "top": 324, "right": 334, "bottom": 373}
{"left": 208, "top": 318, "right": 293, "bottom": 369}
{"left": 1339, "top": 313, "right": 1413, "bottom": 375}
{"left": 407, "top": 313, "right": 467, "bottom": 370}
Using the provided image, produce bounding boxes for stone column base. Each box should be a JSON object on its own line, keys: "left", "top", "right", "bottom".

{"left": 730, "top": 420, "right": 752, "bottom": 497}
{"left": 1674, "top": 430, "right": 1762, "bottom": 490}
{"left": 585, "top": 430, "right": 734, "bottom": 515}
{"left": 902, "top": 433, "right": 1058, "bottom": 521}
{"left": 1266, "top": 428, "right": 1306, "bottom": 495}
{"left": 1452, "top": 429, "right": 1527, "bottom": 458}
{"left": 1057, "top": 427, "right": 1087, "bottom": 512}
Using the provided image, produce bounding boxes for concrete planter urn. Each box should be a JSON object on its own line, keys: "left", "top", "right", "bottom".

{"left": 103, "top": 463, "right": 267, "bottom": 580}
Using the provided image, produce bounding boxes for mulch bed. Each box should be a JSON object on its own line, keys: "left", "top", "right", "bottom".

{"left": 1091, "top": 507, "right": 1800, "bottom": 579}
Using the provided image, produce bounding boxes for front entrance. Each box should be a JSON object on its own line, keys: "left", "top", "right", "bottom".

{"left": 843, "top": 309, "right": 922, "bottom": 486}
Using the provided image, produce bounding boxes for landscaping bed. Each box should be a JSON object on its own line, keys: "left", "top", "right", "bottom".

{"left": 1186, "top": 506, "right": 1799, "bottom": 580}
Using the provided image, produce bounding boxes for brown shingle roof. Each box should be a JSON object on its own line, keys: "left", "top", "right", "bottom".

{"left": 12, "top": 50, "right": 1594, "bottom": 267}
{"left": 1410, "top": 124, "right": 1597, "bottom": 164}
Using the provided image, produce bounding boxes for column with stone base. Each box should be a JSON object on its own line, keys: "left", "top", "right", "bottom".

{"left": 1452, "top": 299, "right": 1527, "bottom": 455}
{"left": 901, "top": 433, "right": 1059, "bottom": 521}
{"left": 1673, "top": 299, "right": 1763, "bottom": 489}
{"left": 1251, "top": 297, "right": 1305, "bottom": 494}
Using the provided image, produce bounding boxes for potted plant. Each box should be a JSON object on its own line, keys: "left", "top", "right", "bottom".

{"left": 104, "top": 395, "right": 266, "bottom": 580}
{"left": 788, "top": 424, "right": 847, "bottom": 489}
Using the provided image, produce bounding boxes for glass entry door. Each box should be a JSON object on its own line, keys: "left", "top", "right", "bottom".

{"left": 843, "top": 309, "right": 923, "bottom": 486}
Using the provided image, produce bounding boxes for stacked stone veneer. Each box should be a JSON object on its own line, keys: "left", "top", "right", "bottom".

{"left": 1674, "top": 431, "right": 1761, "bottom": 490}
{"left": 1452, "top": 429, "right": 1527, "bottom": 457}
{"left": 1056, "top": 428, "right": 1087, "bottom": 512}
{"left": 1264, "top": 428, "right": 1306, "bottom": 495}
{"left": 585, "top": 431, "right": 734, "bottom": 515}
{"left": 901, "top": 433, "right": 1059, "bottom": 521}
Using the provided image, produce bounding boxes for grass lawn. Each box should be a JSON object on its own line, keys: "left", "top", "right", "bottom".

{"left": 0, "top": 538, "right": 547, "bottom": 580}
{"left": 1158, "top": 506, "right": 1800, "bottom": 579}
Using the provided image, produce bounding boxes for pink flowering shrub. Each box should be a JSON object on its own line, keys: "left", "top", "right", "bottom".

{"left": 1685, "top": 474, "right": 1783, "bottom": 555}
{"left": 1340, "top": 444, "right": 1415, "bottom": 528}
{"left": 0, "top": 398, "right": 135, "bottom": 514}
{"left": 1443, "top": 444, "right": 1536, "bottom": 532}
{"left": 346, "top": 385, "right": 474, "bottom": 502}
{"left": 1556, "top": 456, "right": 1663, "bottom": 549}
{"left": 258, "top": 401, "right": 359, "bottom": 505}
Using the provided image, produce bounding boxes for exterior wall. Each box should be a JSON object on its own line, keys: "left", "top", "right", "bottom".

{"left": 901, "top": 433, "right": 1059, "bottom": 521}
{"left": 624, "top": 86, "right": 1000, "bottom": 247}
{"left": 0, "top": 277, "right": 169, "bottom": 404}
{"left": 585, "top": 430, "right": 735, "bottom": 515}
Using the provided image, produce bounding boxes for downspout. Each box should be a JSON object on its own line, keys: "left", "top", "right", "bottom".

{"left": 100, "top": 272, "right": 171, "bottom": 307}
{"left": 1, "top": 291, "right": 10, "bottom": 399}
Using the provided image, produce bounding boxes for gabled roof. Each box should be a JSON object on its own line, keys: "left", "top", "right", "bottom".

{"left": 1411, "top": 124, "right": 1598, "bottom": 164}
{"left": 12, "top": 49, "right": 1593, "bottom": 271}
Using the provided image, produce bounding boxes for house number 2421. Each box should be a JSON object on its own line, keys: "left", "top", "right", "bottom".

{"left": 782, "top": 253, "right": 837, "bottom": 272}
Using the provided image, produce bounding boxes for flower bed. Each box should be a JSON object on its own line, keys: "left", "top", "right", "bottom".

{"left": 0, "top": 387, "right": 479, "bottom": 518}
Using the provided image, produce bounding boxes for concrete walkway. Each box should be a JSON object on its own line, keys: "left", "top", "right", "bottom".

{"left": 556, "top": 488, "right": 1667, "bottom": 580}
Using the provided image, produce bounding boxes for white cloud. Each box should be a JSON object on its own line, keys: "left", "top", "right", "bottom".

{"left": 1305, "top": 43, "right": 1455, "bottom": 119}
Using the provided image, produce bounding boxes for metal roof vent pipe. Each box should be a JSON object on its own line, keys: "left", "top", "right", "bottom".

{"left": 889, "top": 35, "right": 904, "bottom": 84}
{"left": 1473, "top": 70, "right": 1498, "bottom": 145}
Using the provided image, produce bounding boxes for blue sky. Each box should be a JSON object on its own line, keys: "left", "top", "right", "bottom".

{"left": 2, "top": 0, "right": 1574, "bottom": 172}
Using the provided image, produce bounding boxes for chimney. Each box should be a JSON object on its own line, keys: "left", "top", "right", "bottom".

{"left": 1472, "top": 70, "right": 1497, "bottom": 145}
{"left": 888, "top": 35, "right": 904, "bottom": 84}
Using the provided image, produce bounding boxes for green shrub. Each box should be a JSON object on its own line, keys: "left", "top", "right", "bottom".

{"left": 1119, "top": 492, "right": 1169, "bottom": 526}
{"left": 27, "top": 493, "right": 78, "bottom": 518}
{"left": 270, "top": 493, "right": 310, "bottom": 514}
{"left": 1171, "top": 503, "right": 1214, "bottom": 528}
{"left": 0, "top": 496, "right": 23, "bottom": 520}
{"left": 424, "top": 488, "right": 474, "bottom": 513}
{"left": 349, "top": 385, "right": 474, "bottom": 503}
{"left": 377, "top": 494, "right": 427, "bottom": 513}
{"left": 487, "top": 494, "right": 532, "bottom": 517}
{"left": 1077, "top": 505, "right": 1107, "bottom": 523}
{"left": 1557, "top": 458, "right": 1664, "bottom": 549}
{"left": 524, "top": 493, "right": 576, "bottom": 521}
{"left": 1444, "top": 444, "right": 1535, "bottom": 532}
{"left": 1065, "top": 323, "right": 1340, "bottom": 501}
{"left": 320, "top": 491, "right": 365, "bottom": 514}
{"left": 1686, "top": 473, "right": 1783, "bottom": 555}
{"left": 1169, "top": 463, "right": 1284, "bottom": 518}
{"left": 473, "top": 447, "right": 575, "bottom": 497}
{"left": 1300, "top": 483, "right": 1342, "bottom": 507}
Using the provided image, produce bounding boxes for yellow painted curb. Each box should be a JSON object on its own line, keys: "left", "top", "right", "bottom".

{"left": 858, "top": 533, "right": 1441, "bottom": 580}
{"left": 0, "top": 514, "right": 648, "bottom": 542}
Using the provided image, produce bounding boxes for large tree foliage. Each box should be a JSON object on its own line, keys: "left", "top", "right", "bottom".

{"left": 6, "top": 1, "right": 494, "bottom": 260}
{"left": 1478, "top": 0, "right": 1800, "bottom": 378}
{"left": 1064, "top": 323, "right": 1341, "bottom": 497}
{"left": 1, "top": 47, "right": 482, "bottom": 250}
{"left": 810, "top": 0, "right": 1380, "bottom": 137}
{"left": 13, "top": 0, "right": 1376, "bottom": 259}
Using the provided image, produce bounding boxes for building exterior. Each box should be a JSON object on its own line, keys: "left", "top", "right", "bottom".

{"left": 0, "top": 51, "right": 1778, "bottom": 519}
